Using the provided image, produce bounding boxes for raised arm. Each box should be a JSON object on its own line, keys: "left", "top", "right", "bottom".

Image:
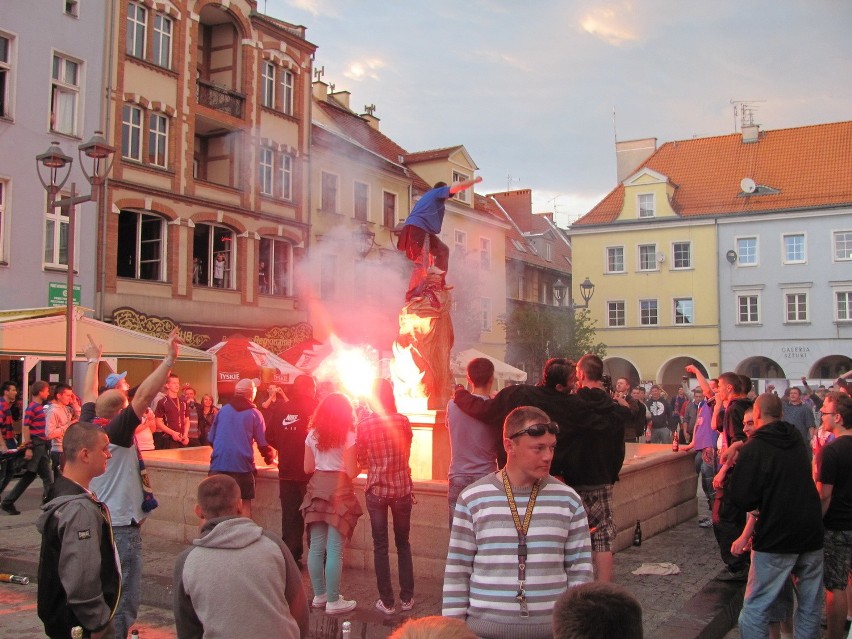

{"left": 131, "top": 330, "right": 180, "bottom": 418}
{"left": 82, "top": 335, "right": 104, "bottom": 405}
{"left": 685, "top": 364, "right": 712, "bottom": 399}
{"left": 448, "top": 175, "right": 483, "bottom": 195}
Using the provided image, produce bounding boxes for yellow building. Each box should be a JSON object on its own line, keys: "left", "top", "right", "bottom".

{"left": 571, "top": 163, "right": 720, "bottom": 389}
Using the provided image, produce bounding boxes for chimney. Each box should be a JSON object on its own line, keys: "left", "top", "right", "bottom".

{"left": 311, "top": 80, "right": 328, "bottom": 101}
{"left": 742, "top": 123, "right": 760, "bottom": 144}
{"left": 616, "top": 137, "right": 657, "bottom": 183}
{"left": 361, "top": 113, "right": 380, "bottom": 131}
{"left": 329, "top": 90, "right": 351, "bottom": 110}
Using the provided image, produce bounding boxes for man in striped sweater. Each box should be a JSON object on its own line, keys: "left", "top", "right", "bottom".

{"left": 443, "top": 406, "right": 594, "bottom": 639}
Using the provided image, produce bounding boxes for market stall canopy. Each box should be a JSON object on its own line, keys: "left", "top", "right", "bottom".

{"left": 451, "top": 348, "right": 528, "bottom": 384}
{"left": 208, "top": 335, "right": 304, "bottom": 396}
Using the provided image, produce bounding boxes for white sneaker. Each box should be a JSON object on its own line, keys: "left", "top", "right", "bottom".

{"left": 326, "top": 598, "right": 356, "bottom": 615}
{"left": 400, "top": 599, "right": 414, "bottom": 611}
{"left": 375, "top": 599, "right": 395, "bottom": 615}
{"left": 311, "top": 594, "right": 328, "bottom": 608}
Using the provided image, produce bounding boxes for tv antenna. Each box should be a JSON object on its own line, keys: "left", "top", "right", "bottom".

{"left": 730, "top": 99, "right": 765, "bottom": 132}
{"left": 364, "top": 104, "right": 376, "bottom": 116}
{"left": 313, "top": 66, "right": 325, "bottom": 82}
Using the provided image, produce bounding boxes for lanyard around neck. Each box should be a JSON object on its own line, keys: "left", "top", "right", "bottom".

{"left": 501, "top": 469, "right": 541, "bottom": 617}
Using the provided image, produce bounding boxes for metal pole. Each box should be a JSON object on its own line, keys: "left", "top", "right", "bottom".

{"left": 66, "top": 183, "right": 76, "bottom": 388}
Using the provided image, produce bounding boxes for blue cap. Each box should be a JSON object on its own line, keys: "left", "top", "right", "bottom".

{"left": 105, "top": 372, "right": 128, "bottom": 389}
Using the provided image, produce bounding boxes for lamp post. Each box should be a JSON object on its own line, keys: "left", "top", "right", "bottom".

{"left": 36, "top": 132, "right": 115, "bottom": 386}
{"left": 354, "top": 223, "right": 376, "bottom": 259}
{"left": 553, "top": 276, "right": 595, "bottom": 310}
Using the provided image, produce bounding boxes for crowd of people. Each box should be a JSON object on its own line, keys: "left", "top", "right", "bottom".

{"left": 3, "top": 338, "right": 850, "bottom": 639}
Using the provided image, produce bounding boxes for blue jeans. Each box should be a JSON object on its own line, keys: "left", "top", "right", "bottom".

{"left": 308, "top": 522, "right": 345, "bottom": 603}
{"left": 448, "top": 474, "right": 487, "bottom": 527}
{"left": 739, "top": 549, "right": 824, "bottom": 639}
{"left": 366, "top": 492, "right": 414, "bottom": 606}
{"left": 113, "top": 526, "right": 143, "bottom": 639}
{"left": 694, "top": 449, "right": 716, "bottom": 511}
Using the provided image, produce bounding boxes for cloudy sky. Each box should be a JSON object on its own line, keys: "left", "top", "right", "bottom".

{"left": 265, "top": 0, "right": 852, "bottom": 226}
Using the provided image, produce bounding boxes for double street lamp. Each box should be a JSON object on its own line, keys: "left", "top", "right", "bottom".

{"left": 553, "top": 276, "right": 595, "bottom": 309}
{"left": 36, "top": 132, "right": 115, "bottom": 386}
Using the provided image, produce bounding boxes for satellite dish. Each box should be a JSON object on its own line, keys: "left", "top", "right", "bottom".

{"left": 740, "top": 177, "right": 757, "bottom": 194}
{"left": 656, "top": 251, "right": 665, "bottom": 263}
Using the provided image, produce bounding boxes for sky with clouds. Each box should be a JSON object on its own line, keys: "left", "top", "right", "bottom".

{"left": 265, "top": 0, "right": 852, "bottom": 226}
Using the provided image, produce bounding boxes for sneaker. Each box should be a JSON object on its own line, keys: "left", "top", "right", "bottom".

{"left": 400, "top": 599, "right": 414, "bottom": 612}
{"left": 715, "top": 568, "right": 748, "bottom": 582}
{"left": 1, "top": 503, "right": 20, "bottom": 516}
{"left": 311, "top": 594, "right": 328, "bottom": 608}
{"left": 374, "top": 599, "right": 395, "bottom": 615}
{"left": 326, "top": 598, "right": 356, "bottom": 615}
{"left": 698, "top": 517, "right": 713, "bottom": 528}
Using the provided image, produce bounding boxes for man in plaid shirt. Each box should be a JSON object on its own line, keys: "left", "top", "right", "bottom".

{"left": 356, "top": 379, "right": 415, "bottom": 615}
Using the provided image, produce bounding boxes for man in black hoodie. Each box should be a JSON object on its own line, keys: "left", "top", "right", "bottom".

{"left": 728, "top": 392, "right": 824, "bottom": 639}
{"left": 262, "top": 375, "right": 317, "bottom": 564}
{"left": 452, "top": 355, "right": 628, "bottom": 581}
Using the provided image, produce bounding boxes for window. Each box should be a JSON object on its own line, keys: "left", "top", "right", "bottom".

{"left": 737, "top": 237, "right": 758, "bottom": 266}
{"left": 0, "top": 34, "right": 12, "bottom": 119}
{"left": 193, "top": 223, "right": 235, "bottom": 289}
{"left": 640, "top": 299, "right": 658, "bottom": 326}
{"left": 785, "top": 293, "right": 808, "bottom": 322}
{"left": 454, "top": 229, "right": 467, "bottom": 254}
{"left": 148, "top": 113, "right": 168, "bottom": 167}
{"left": 65, "top": 0, "right": 79, "bottom": 17}
{"left": 261, "top": 62, "right": 275, "bottom": 108}
{"left": 480, "top": 237, "right": 491, "bottom": 270}
{"left": 321, "top": 172, "right": 338, "bottom": 212}
{"left": 152, "top": 14, "right": 173, "bottom": 69}
{"left": 540, "top": 282, "right": 549, "bottom": 305}
{"left": 606, "top": 246, "right": 624, "bottom": 273}
{"left": 354, "top": 182, "right": 369, "bottom": 222}
{"left": 833, "top": 232, "right": 852, "bottom": 261}
{"left": 0, "top": 179, "right": 6, "bottom": 261}
{"left": 382, "top": 191, "right": 396, "bottom": 227}
{"left": 480, "top": 298, "right": 492, "bottom": 331}
{"left": 543, "top": 242, "right": 553, "bottom": 262}
{"left": 50, "top": 54, "right": 80, "bottom": 136}
{"left": 837, "top": 291, "right": 852, "bottom": 321}
{"left": 121, "top": 105, "right": 142, "bottom": 160}
{"left": 126, "top": 2, "right": 147, "bottom": 59}
{"left": 638, "top": 244, "right": 656, "bottom": 271}
{"left": 518, "top": 276, "right": 525, "bottom": 300}
{"left": 278, "top": 153, "right": 292, "bottom": 200}
{"left": 281, "top": 70, "right": 294, "bottom": 116}
{"left": 452, "top": 171, "right": 470, "bottom": 203}
{"left": 258, "top": 147, "right": 273, "bottom": 195}
{"left": 737, "top": 295, "right": 760, "bottom": 324}
{"left": 116, "top": 210, "right": 164, "bottom": 280}
{"left": 44, "top": 199, "right": 71, "bottom": 268}
{"left": 320, "top": 255, "right": 336, "bottom": 300}
{"left": 608, "top": 301, "right": 625, "bottom": 327}
{"left": 259, "top": 237, "right": 293, "bottom": 296}
{"left": 674, "top": 298, "right": 694, "bottom": 325}
{"left": 638, "top": 193, "right": 655, "bottom": 218}
{"left": 672, "top": 242, "right": 692, "bottom": 269}
{"left": 783, "top": 234, "right": 806, "bottom": 263}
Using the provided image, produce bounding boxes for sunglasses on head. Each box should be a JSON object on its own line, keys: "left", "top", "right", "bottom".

{"left": 509, "top": 422, "right": 560, "bottom": 439}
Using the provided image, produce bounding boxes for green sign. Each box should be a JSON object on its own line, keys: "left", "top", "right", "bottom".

{"left": 48, "top": 282, "right": 81, "bottom": 307}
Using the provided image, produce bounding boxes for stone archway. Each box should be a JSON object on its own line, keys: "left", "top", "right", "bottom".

{"left": 808, "top": 355, "right": 852, "bottom": 379}
{"left": 735, "top": 356, "right": 786, "bottom": 380}
{"left": 603, "top": 356, "right": 640, "bottom": 387}
{"left": 658, "top": 356, "right": 709, "bottom": 399}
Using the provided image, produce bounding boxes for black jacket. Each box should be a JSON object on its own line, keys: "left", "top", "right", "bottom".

{"left": 728, "top": 420, "right": 823, "bottom": 554}
{"left": 452, "top": 385, "right": 628, "bottom": 485}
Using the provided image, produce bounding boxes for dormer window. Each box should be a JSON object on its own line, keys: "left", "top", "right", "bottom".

{"left": 452, "top": 171, "right": 470, "bottom": 203}
{"left": 638, "top": 193, "right": 655, "bottom": 218}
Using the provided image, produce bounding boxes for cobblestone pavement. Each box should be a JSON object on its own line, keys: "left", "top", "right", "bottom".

{"left": 0, "top": 479, "right": 744, "bottom": 638}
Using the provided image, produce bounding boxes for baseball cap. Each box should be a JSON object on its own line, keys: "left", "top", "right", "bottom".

{"left": 105, "top": 372, "right": 128, "bottom": 389}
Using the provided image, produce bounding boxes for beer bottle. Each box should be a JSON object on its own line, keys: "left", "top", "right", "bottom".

{"left": 632, "top": 520, "right": 642, "bottom": 547}
{"left": 131, "top": 630, "right": 140, "bottom": 639}
{"left": 672, "top": 428, "right": 679, "bottom": 452}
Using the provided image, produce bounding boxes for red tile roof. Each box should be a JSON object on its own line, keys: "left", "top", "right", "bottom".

{"left": 402, "top": 146, "right": 463, "bottom": 164}
{"left": 575, "top": 121, "right": 852, "bottom": 226}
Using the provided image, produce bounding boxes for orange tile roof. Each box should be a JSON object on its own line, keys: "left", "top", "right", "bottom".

{"left": 402, "top": 146, "right": 463, "bottom": 164}
{"left": 486, "top": 195, "right": 572, "bottom": 271}
{"left": 575, "top": 121, "right": 852, "bottom": 226}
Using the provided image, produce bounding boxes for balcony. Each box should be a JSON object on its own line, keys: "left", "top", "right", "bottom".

{"left": 197, "top": 80, "right": 244, "bottom": 118}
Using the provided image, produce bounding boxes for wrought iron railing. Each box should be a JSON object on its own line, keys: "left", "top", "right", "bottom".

{"left": 196, "top": 80, "right": 244, "bottom": 118}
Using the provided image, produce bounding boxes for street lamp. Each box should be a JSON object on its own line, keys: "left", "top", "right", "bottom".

{"left": 36, "top": 132, "right": 115, "bottom": 386}
{"left": 552, "top": 278, "right": 568, "bottom": 305}
{"left": 553, "top": 277, "right": 595, "bottom": 309}
{"left": 354, "top": 223, "right": 376, "bottom": 259}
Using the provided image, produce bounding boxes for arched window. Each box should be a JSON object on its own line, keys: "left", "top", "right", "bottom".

{"left": 193, "top": 223, "right": 235, "bottom": 288}
{"left": 259, "top": 237, "right": 292, "bottom": 296}
{"left": 116, "top": 209, "right": 166, "bottom": 281}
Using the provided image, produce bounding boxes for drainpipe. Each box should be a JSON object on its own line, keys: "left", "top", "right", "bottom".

{"left": 98, "top": 0, "right": 117, "bottom": 321}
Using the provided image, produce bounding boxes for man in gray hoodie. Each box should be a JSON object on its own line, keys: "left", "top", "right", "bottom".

{"left": 173, "top": 474, "right": 309, "bottom": 639}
